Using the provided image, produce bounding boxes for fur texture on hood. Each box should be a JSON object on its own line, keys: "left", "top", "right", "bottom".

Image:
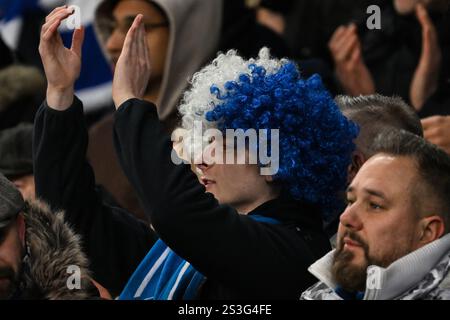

{"left": 12, "top": 200, "right": 94, "bottom": 299}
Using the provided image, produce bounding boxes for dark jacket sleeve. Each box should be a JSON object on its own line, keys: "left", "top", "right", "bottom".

{"left": 33, "top": 97, "right": 157, "bottom": 297}
{"left": 113, "top": 99, "right": 320, "bottom": 299}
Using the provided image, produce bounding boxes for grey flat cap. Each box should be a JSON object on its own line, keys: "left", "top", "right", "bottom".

{"left": 0, "top": 173, "right": 24, "bottom": 229}
{"left": 0, "top": 123, "right": 33, "bottom": 178}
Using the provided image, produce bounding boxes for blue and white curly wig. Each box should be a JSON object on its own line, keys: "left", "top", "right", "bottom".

{"left": 178, "top": 48, "right": 358, "bottom": 215}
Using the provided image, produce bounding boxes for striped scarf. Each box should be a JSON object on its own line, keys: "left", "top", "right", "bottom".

{"left": 119, "top": 215, "right": 280, "bottom": 300}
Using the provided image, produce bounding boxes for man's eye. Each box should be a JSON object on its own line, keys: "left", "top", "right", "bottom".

{"left": 369, "top": 202, "right": 383, "bottom": 210}
{"left": 346, "top": 198, "right": 355, "bottom": 206}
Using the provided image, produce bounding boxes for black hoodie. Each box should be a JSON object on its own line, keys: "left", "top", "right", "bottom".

{"left": 112, "top": 98, "right": 331, "bottom": 299}
{"left": 33, "top": 99, "right": 157, "bottom": 297}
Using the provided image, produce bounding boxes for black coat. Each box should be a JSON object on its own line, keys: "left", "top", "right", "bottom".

{"left": 112, "top": 98, "right": 331, "bottom": 299}
{"left": 33, "top": 100, "right": 157, "bottom": 297}
{"left": 33, "top": 97, "right": 331, "bottom": 299}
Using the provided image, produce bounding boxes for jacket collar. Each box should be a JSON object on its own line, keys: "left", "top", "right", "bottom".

{"left": 247, "top": 196, "right": 324, "bottom": 231}
{"left": 308, "top": 234, "right": 450, "bottom": 300}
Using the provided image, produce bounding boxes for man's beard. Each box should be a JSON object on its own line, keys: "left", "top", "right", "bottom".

{"left": 332, "top": 231, "right": 415, "bottom": 293}
{"left": 331, "top": 231, "right": 371, "bottom": 293}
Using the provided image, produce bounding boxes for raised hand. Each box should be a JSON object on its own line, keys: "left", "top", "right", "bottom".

{"left": 329, "top": 23, "right": 375, "bottom": 96}
{"left": 410, "top": 4, "right": 442, "bottom": 111}
{"left": 39, "top": 6, "right": 85, "bottom": 110}
{"left": 421, "top": 115, "right": 450, "bottom": 155}
{"left": 112, "top": 14, "right": 151, "bottom": 108}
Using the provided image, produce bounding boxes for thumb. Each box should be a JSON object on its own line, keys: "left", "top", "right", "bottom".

{"left": 71, "top": 27, "right": 85, "bottom": 58}
{"left": 416, "top": 4, "right": 431, "bottom": 28}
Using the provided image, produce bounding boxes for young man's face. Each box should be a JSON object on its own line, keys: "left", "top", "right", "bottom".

{"left": 0, "top": 215, "right": 25, "bottom": 299}
{"left": 195, "top": 140, "right": 278, "bottom": 213}
{"left": 333, "top": 155, "right": 425, "bottom": 291}
{"left": 105, "top": 0, "right": 169, "bottom": 86}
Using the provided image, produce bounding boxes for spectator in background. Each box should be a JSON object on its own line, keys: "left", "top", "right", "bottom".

{"left": 337, "top": 95, "right": 423, "bottom": 183}
{"left": 328, "top": 0, "right": 450, "bottom": 160}
{"left": 328, "top": 0, "right": 449, "bottom": 113}
{"left": 324, "top": 94, "right": 423, "bottom": 239}
{"left": 0, "top": 173, "right": 98, "bottom": 299}
{"left": 88, "top": 0, "right": 290, "bottom": 221}
{"left": 254, "top": 0, "right": 382, "bottom": 94}
{"left": 302, "top": 130, "right": 450, "bottom": 300}
{"left": 256, "top": 0, "right": 382, "bottom": 64}
{"left": 0, "top": 65, "right": 46, "bottom": 130}
{"left": 0, "top": 124, "right": 35, "bottom": 200}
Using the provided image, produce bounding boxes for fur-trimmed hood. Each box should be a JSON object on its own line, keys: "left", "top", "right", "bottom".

{"left": 12, "top": 200, "right": 95, "bottom": 299}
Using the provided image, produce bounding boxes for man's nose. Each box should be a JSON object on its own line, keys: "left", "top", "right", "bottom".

{"left": 339, "top": 202, "right": 363, "bottom": 231}
{"left": 195, "top": 162, "right": 209, "bottom": 173}
{"left": 195, "top": 156, "right": 215, "bottom": 173}
{"left": 106, "top": 29, "right": 125, "bottom": 52}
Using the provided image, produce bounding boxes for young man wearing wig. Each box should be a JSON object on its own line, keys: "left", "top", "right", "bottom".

{"left": 37, "top": 12, "right": 358, "bottom": 299}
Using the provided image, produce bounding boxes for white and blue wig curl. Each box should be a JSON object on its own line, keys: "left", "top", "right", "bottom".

{"left": 178, "top": 48, "right": 358, "bottom": 216}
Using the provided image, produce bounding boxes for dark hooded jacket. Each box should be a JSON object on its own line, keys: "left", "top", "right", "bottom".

{"left": 33, "top": 101, "right": 157, "bottom": 298}
{"left": 34, "top": 96, "right": 331, "bottom": 299}
{"left": 112, "top": 98, "right": 331, "bottom": 299}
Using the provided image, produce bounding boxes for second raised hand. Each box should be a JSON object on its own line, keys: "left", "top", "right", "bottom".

{"left": 410, "top": 4, "right": 442, "bottom": 111}
{"left": 112, "top": 14, "right": 152, "bottom": 109}
{"left": 39, "top": 6, "right": 85, "bottom": 110}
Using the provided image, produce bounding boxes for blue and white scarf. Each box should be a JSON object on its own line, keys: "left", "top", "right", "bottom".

{"left": 119, "top": 215, "right": 280, "bottom": 300}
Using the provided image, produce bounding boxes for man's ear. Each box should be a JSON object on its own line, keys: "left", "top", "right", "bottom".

{"left": 347, "top": 151, "right": 365, "bottom": 183}
{"left": 16, "top": 213, "right": 26, "bottom": 247}
{"left": 418, "top": 215, "right": 445, "bottom": 245}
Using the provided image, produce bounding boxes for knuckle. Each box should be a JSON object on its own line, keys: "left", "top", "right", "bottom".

{"left": 435, "top": 138, "right": 443, "bottom": 146}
